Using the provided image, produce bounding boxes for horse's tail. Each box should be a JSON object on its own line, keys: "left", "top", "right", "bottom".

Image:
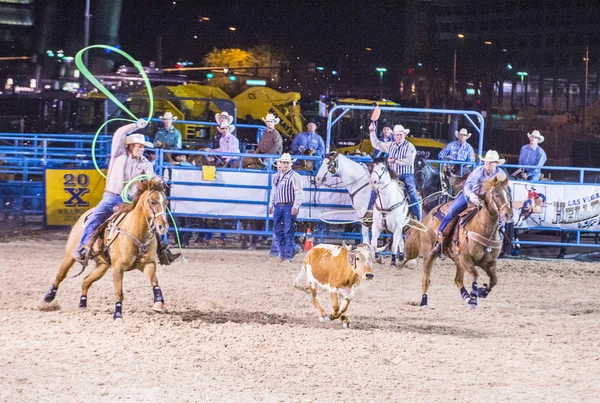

{"left": 403, "top": 227, "right": 421, "bottom": 261}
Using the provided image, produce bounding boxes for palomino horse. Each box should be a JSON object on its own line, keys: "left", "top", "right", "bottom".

{"left": 370, "top": 161, "right": 410, "bottom": 268}
{"left": 42, "top": 178, "right": 170, "bottom": 321}
{"left": 315, "top": 152, "right": 372, "bottom": 244}
{"left": 400, "top": 174, "right": 512, "bottom": 308}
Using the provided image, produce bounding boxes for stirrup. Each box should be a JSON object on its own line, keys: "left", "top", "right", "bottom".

{"left": 158, "top": 247, "right": 181, "bottom": 265}
{"left": 72, "top": 246, "right": 90, "bottom": 264}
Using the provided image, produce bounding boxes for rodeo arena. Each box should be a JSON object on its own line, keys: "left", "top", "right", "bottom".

{"left": 2, "top": 47, "right": 600, "bottom": 402}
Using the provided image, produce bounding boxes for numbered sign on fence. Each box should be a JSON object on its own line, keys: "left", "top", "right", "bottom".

{"left": 45, "top": 169, "right": 106, "bottom": 226}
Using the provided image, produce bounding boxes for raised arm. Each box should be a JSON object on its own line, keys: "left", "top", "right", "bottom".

{"left": 112, "top": 121, "right": 143, "bottom": 158}
{"left": 369, "top": 123, "right": 390, "bottom": 153}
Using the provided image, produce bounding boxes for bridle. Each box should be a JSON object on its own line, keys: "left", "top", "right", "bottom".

{"left": 371, "top": 163, "right": 393, "bottom": 191}
{"left": 144, "top": 189, "right": 168, "bottom": 233}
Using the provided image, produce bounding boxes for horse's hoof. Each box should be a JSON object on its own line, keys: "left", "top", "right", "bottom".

{"left": 152, "top": 302, "right": 166, "bottom": 313}
{"left": 468, "top": 297, "right": 478, "bottom": 308}
{"left": 43, "top": 286, "right": 57, "bottom": 303}
{"left": 318, "top": 316, "right": 327, "bottom": 322}
{"left": 114, "top": 317, "right": 125, "bottom": 325}
{"left": 342, "top": 322, "right": 350, "bottom": 329}
{"left": 477, "top": 286, "right": 489, "bottom": 299}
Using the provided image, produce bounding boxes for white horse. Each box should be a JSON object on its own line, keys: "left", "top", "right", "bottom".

{"left": 370, "top": 161, "right": 410, "bottom": 268}
{"left": 315, "top": 152, "right": 372, "bottom": 244}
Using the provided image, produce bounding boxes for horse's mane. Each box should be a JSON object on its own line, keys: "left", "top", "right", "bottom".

{"left": 120, "top": 178, "right": 165, "bottom": 214}
{"left": 480, "top": 174, "right": 508, "bottom": 194}
{"left": 371, "top": 158, "right": 399, "bottom": 180}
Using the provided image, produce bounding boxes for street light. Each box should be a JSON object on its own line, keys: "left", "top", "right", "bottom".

{"left": 453, "top": 34, "right": 465, "bottom": 101}
{"left": 376, "top": 67, "right": 387, "bottom": 100}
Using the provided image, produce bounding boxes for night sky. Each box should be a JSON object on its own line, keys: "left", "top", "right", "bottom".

{"left": 120, "top": 0, "right": 405, "bottom": 81}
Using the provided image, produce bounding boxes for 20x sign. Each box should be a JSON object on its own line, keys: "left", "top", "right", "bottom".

{"left": 63, "top": 173, "right": 91, "bottom": 207}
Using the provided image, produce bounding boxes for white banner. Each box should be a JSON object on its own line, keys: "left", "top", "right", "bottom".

{"left": 511, "top": 180, "right": 600, "bottom": 230}
{"left": 169, "top": 168, "right": 360, "bottom": 222}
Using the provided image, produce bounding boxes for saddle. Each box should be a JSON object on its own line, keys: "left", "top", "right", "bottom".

{"left": 82, "top": 211, "right": 127, "bottom": 264}
{"left": 433, "top": 204, "right": 479, "bottom": 247}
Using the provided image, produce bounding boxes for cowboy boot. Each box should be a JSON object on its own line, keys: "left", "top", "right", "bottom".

{"left": 430, "top": 231, "right": 446, "bottom": 256}
{"left": 157, "top": 238, "right": 181, "bottom": 265}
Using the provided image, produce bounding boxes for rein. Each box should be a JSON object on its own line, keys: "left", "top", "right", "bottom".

{"left": 372, "top": 165, "right": 405, "bottom": 214}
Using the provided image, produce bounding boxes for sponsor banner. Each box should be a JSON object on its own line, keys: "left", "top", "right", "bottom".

{"left": 511, "top": 181, "right": 600, "bottom": 230}
{"left": 169, "top": 168, "right": 359, "bottom": 221}
{"left": 45, "top": 169, "right": 106, "bottom": 226}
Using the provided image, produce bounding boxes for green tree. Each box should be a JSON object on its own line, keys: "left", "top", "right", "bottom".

{"left": 202, "top": 48, "right": 257, "bottom": 94}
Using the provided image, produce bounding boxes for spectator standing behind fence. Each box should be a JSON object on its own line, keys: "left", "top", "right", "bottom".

{"left": 214, "top": 111, "right": 234, "bottom": 148}
{"left": 291, "top": 118, "right": 325, "bottom": 170}
{"left": 269, "top": 153, "right": 303, "bottom": 263}
{"left": 517, "top": 130, "right": 547, "bottom": 181}
{"left": 254, "top": 113, "right": 283, "bottom": 155}
{"left": 205, "top": 121, "right": 240, "bottom": 167}
{"left": 154, "top": 112, "right": 182, "bottom": 151}
{"left": 375, "top": 123, "right": 393, "bottom": 158}
{"left": 438, "top": 128, "right": 476, "bottom": 166}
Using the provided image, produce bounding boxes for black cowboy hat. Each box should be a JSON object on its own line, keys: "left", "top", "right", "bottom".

{"left": 306, "top": 117, "right": 319, "bottom": 128}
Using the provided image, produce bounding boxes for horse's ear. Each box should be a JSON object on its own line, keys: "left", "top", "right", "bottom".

{"left": 326, "top": 151, "right": 337, "bottom": 159}
{"left": 495, "top": 174, "right": 508, "bottom": 186}
{"left": 367, "top": 162, "right": 374, "bottom": 172}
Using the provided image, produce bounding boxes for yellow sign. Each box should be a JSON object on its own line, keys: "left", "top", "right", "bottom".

{"left": 45, "top": 169, "right": 106, "bottom": 226}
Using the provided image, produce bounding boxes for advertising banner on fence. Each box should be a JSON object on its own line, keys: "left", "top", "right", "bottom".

{"left": 511, "top": 181, "right": 600, "bottom": 230}
{"left": 45, "top": 169, "right": 106, "bottom": 226}
{"left": 169, "top": 168, "right": 358, "bottom": 221}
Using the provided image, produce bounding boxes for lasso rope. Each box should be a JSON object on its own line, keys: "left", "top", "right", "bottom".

{"left": 75, "top": 45, "right": 184, "bottom": 257}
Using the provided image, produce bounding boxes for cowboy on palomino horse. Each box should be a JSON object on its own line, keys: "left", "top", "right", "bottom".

{"left": 43, "top": 176, "right": 172, "bottom": 320}
{"left": 400, "top": 149, "right": 513, "bottom": 308}
{"left": 367, "top": 122, "right": 421, "bottom": 222}
{"left": 71, "top": 119, "right": 180, "bottom": 265}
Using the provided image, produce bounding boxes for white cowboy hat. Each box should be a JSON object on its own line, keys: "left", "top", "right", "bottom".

{"left": 392, "top": 124, "right": 410, "bottom": 135}
{"left": 455, "top": 128, "right": 472, "bottom": 139}
{"left": 215, "top": 111, "right": 234, "bottom": 125}
{"left": 262, "top": 113, "right": 281, "bottom": 125}
{"left": 527, "top": 130, "right": 544, "bottom": 143}
{"left": 275, "top": 153, "right": 296, "bottom": 163}
{"left": 480, "top": 150, "right": 506, "bottom": 165}
{"left": 159, "top": 111, "right": 177, "bottom": 121}
{"left": 352, "top": 149, "right": 363, "bottom": 156}
{"left": 125, "top": 133, "right": 154, "bottom": 148}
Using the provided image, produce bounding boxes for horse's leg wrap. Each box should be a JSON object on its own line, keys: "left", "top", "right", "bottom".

{"left": 79, "top": 295, "right": 87, "bottom": 309}
{"left": 460, "top": 286, "right": 470, "bottom": 301}
{"left": 470, "top": 282, "right": 479, "bottom": 298}
{"left": 420, "top": 294, "right": 428, "bottom": 307}
{"left": 390, "top": 254, "right": 396, "bottom": 267}
{"left": 44, "top": 285, "right": 58, "bottom": 303}
{"left": 153, "top": 286, "right": 164, "bottom": 303}
{"left": 397, "top": 252, "right": 405, "bottom": 262}
{"left": 113, "top": 302, "right": 123, "bottom": 320}
{"left": 477, "top": 283, "right": 490, "bottom": 298}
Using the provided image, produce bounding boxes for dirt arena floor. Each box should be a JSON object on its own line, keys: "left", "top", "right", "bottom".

{"left": 1, "top": 228, "right": 600, "bottom": 402}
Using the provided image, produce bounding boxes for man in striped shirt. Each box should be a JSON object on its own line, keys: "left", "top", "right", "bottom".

{"left": 369, "top": 122, "right": 421, "bottom": 221}
{"left": 269, "top": 153, "right": 303, "bottom": 262}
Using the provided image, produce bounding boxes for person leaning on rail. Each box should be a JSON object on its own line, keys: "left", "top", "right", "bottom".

{"left": 516, "top": 130, "right": 547, "bottom": 181}
{"left": 72, "top": 119, "right": 181, "bottom": 265}
{"left": 438, "top": 128, "right": 476, "bottom": 166}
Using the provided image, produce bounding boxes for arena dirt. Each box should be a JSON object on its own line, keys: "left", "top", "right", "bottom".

{"left": 1, "top": 236, "right": 599, "bottom": 402}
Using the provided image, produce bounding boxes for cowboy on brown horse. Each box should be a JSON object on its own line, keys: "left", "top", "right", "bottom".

{"left": 431, "top": 150, "right": 507, "bottom": 255}
{"left": 71, "top": 119, "right": 180, "bottom": 265}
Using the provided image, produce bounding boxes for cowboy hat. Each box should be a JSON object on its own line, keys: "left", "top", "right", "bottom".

{"left": 159, "top": 111, "right": 177, "bottom": 121}
{"left": 125, "top": 133, "right": 154, "bottom": 148}
{"left": 215, "top": 111, "right": 234, "bottom": 125}
{"left": 392, "top": 124, "right": 410, "bottom": 135}
{"left": 275, "top": 153, "right": 296, "bottom": 163}
{"left": 352, "top": 149, "right": 363, "bottom": 156}
{"left": 262, "top": 113, "right": 281, "bottom": 125}
{"left": 455, "top": 128, "right": 472, "bottom": 139}
{"left": 480, "top": 150, "right": 506, "bottom": 165}
{"left": 527, "top": 130, "right": 544, "bottom": 143}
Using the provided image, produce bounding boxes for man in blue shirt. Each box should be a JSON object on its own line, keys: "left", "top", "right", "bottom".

{"left": 518, "top": 130, "right": 546, "bottom": 181}
{"left": 291, "top": 118, "right": 325, "bottom": 170}
{"left": 154, "top": 111, "right": 183, "bottom": 151}
{"left": 431, "top": 150, "right": 507, "bottom": 255}
{"left": 375, "top": 123, "right": 393, "bottom": 158}
{"left": 438, "top": 128, "right": 475, "bottom": 165}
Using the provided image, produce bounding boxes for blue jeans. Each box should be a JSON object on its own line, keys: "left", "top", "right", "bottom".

{"left": 526, "top": 172, "right": 541, "bottom": 181}
{"left": 368, "top": 190, "right": 377, "bottom": 211}
{"left": 273, "top": 204, "right": 297, "bottom": 259}
{"left": 438, "top": 193, "right": 468, "bottom": 233}
{"left": 79, "top": 192, "right": 123, "bottom": 249}
{"left": 398, "top": 174, "right": 421, "bottom": 221}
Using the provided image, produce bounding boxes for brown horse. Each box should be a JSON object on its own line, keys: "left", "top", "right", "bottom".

{"left": 441, "top": 163, "right": 468, "bottom": 196}
{"left": 400, "top": 174, "right": 512, "bottom": 308}
{"left": 42, "top": 178, "right": 170, "bottom": 321}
